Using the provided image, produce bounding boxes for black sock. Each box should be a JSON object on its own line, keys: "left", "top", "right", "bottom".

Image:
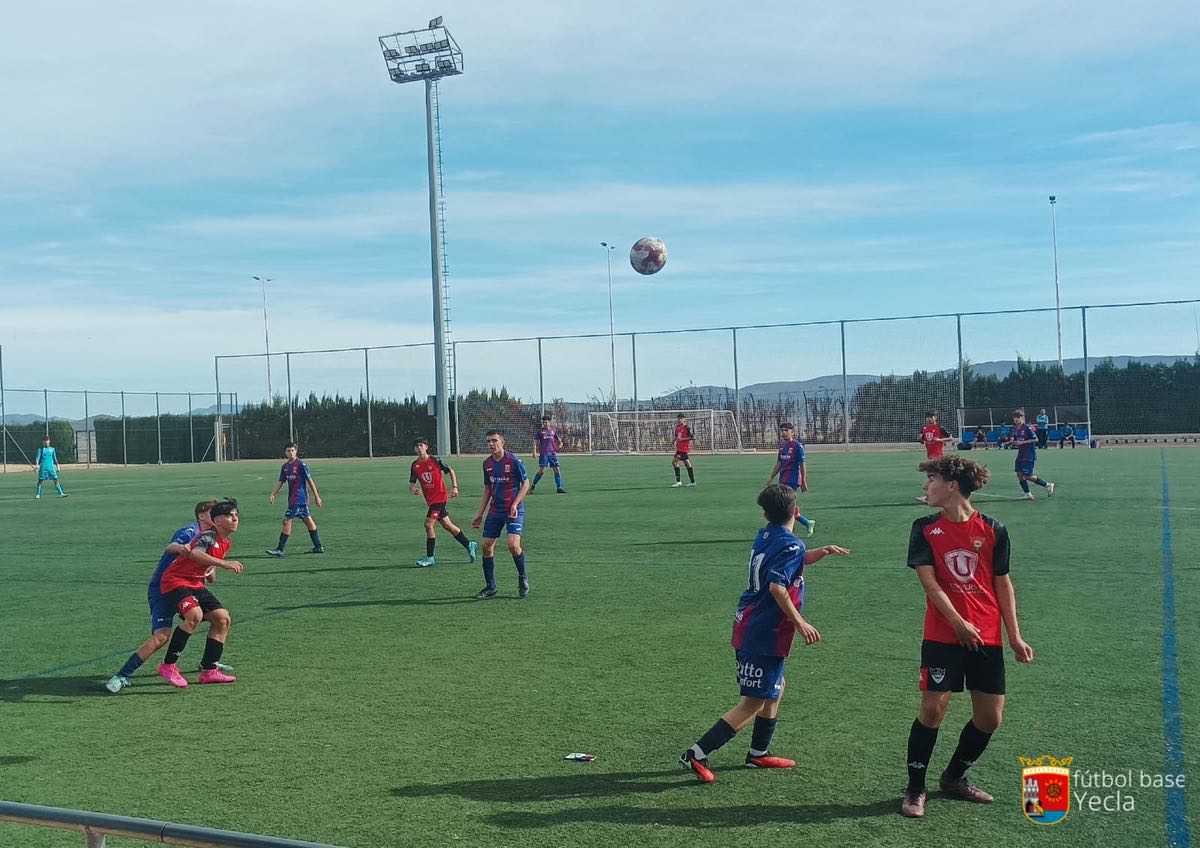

{"left": 749, "top": 717, "right": 778, "bottom": 756}
{"left": 1032, "top": 477, "right": 1049, "bottom": 488}
{"left": 513, "top": 553, "right": 527, "bottom": 578}
{"left": 942, "top": 721, "right": 992, "bottom": 783}
{"left": 426, "top": 538, "right": 436, "bottom": 557}
{"left": 906, "top": 719, "right": 939, "bottom": 792}
{"left": 200, "top": 638, "right": 225, "bottom": 670}
{"left": 164, "top": 627, "right": 192, "bottom": 665}
{"left": 674, "top": 466, "right": 681, "bottom": 482}
{"left": 483, "top": 557, "right": 496, "bottom": 589}
{"left": 277, "top": 533, "right": 289, "bottom": 550}
{"left": 454, "top": 531, "right": 471, "bottom": 549}
{"left": 687, "top": 466, "right": 695, "bottom": 483}
{"left": 693, "top": 718, "right": 738, "bottom": 759}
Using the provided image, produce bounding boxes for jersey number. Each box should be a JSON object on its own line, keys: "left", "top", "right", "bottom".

{"left": 746, "top": 552, "right": 766, "bottom": 592}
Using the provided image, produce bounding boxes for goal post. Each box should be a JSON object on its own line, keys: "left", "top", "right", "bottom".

{"left": 587, "top": 409, "right": 742, "bottom": 453}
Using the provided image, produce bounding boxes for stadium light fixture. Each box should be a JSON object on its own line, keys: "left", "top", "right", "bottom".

{"left": 378, "top": 19, "right": 464, "bottom": 456}
{"left": 251, "top": 276, "right": 273, "bottom": 398}
{"left": 600, "top": 242, "right": 618, "bottom": 412}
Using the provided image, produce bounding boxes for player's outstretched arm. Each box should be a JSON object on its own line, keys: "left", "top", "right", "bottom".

{"left": 803, "top": 544, "right": 849, "bottom": 565}
{"left": 769, "top": 582, "right": 820, "bottom": 645}
{"left": 994, "top": 574, "right": 1034, "bottom": 663}
{"left": 915, "top": 565, "right": 982, "bottom": 649}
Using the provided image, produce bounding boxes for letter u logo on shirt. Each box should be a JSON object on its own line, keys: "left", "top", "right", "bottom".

{"left": 943, "top": 549, "right": 980, "bottom": 583}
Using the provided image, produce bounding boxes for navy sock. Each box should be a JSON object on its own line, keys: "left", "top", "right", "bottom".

{"left": 693, "top": 718, "right": 738, "bottom": 759}
{"left": 674, "top": 466, "right": 681, "bottom": 482}
{"left": 1032, "top": 477, "right": 1049, "bottom": 488}
{"left": 513, "top": 553, "right": 527, "bottom": 578}
{"left": 117, "top": 653, "right": 145, "bottom": 678}
{"left": 749, "top": 717, "right": 778, "bottom": 756}
{"left": 687, "top": 465, "right": 695, "bottom": 483}
{"left": 454, "top": 531, "right": 471, "bottom": 549}
{"left": 532, "top": 471, "right": 543, "bottom": 488}
{"left": 309, "top": 528, "right": 321, "bottom": 547}
{"left": 942, "top": 721, "right": 992, "bottom": 783}
{"left": 200, "top": 638, "right": 225, "bottom": 671}
{"left": 164, "top": 628, "right": 191, "bottom": 665}
{"left": 277, "top": 533, "right": 290, "bottom": 550}
{"left": 906, "top": 719, "right": 939, "bottom": 792}
{"left": 554, "top": 470, "right": 563, "bottom": 489}
{"left": 1019, "top": 479, "right": 1030, "bottom": 493}
{"left": 483, "top": 557, "right": 496, "bottom": 589}
{"left": 426, "top": 538, "right": 436, "bottom": 557}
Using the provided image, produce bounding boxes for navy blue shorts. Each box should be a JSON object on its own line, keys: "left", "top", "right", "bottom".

{"left": 735, "top": 650, "right": 786, "bottom": 700}
{"left": 285, "top": 504, "right": 311, "bottom": 519}
{"left": 148, "top": 589, "right": 174, "bottom": 633}
{"left": 538, "top": 454, "right": 560, "bottom": 469}
{"left": 483, "top": 509, "right": 524, "bottom": 538}
{"left": 1015, "top": 459, "right": 1036, "bottom": 477}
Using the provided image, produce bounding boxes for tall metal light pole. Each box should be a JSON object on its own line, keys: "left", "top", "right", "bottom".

{"left": 252, "top": 276, "right": 273, "bottom": 398}
{"left": 379, "top": 18, "right": 463, "bottom": 456}
{"left": 1048, "top": 196, "right": 1063, "bottom": 370}
{"left": 600, "top": 242, "right": 618, "bottom": 411}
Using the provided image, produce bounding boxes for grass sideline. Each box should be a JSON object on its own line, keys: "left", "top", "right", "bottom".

{"left": 0, "top": 447, "right": 1196, "bottom": 847}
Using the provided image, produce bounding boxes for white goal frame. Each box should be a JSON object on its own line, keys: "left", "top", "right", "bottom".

{"left": 586, "top": 408, "right": 742, "bottom": 454}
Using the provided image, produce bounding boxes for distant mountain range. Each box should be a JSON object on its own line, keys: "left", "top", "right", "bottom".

{"left": 656, "top": 354, "right": 1196, "bottom": 404}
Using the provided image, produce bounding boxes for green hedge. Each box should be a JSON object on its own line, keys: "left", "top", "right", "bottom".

{"left": 2, "top": 420, "right": 76, "bottom": 465}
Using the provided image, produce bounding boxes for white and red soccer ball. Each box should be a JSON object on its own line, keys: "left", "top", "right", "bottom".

{"left": 630, "top": 237, "right": 667, "bottom": 275}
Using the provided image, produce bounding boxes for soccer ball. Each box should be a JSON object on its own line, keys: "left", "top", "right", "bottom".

{"left": 630, "top": 237, "right": 667, "bottom": 275}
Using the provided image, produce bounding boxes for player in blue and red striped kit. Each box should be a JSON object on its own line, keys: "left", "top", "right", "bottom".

{"left": 530, "top": 413, "right": 566, "bottom": 494}
{"left": 680, "top": 485, "right": 850, "bottom": 783}
{"left": 266, "top": 442, "right": 325, "bottom": 556}
{"left": 765, "top": 422, "right": 815, "bottom": 536}
{"left": 1005, "top": 410, "right": 1055, "bottom": 501}
{"left": 471, "top": 430, "right": 531, "bottom": 599}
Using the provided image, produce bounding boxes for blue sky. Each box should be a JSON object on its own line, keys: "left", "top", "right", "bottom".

{"left": 1, "top": 0, "right": 1198, "bottom": 407}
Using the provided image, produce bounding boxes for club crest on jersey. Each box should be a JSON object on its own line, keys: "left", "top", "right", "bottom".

{"left": 972, "top": 538, "right": 985, "bottom": 551}
{"left": 943, "top": 549, "right": 980, "bottom": 582}
{"left": 1020, "top": 755, "right": 1072, "bottom": 825}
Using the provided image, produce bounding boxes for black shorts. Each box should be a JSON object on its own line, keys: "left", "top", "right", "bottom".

{"left": 427, "top": 503, "right": 449, "bottom": 520}
{"left": 674, "top": 451, "right": 690, "bottom": 462}
{"left": 162, "top": 587, "right": 225, "bottom": 618}
{"left": 919, "top": 640, "right": 1005, "bottom": 694}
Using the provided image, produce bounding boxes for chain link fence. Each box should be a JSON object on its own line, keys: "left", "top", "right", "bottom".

{"left": 188, "top": 297, "right": 1197, "bottom": 459}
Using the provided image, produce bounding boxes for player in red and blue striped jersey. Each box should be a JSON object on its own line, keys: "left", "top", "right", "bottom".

{"left": 471, "top": 430, "right": 531, "bottom": 599}
{"left": 680, "top": 485, "right": 850, "bottom": 783}
{"left": 266, "top": 442, "right": 325, "bottom": 556}
{"left": 530, "top": 413, "right": 566, "bottom": 494}
{"left": 1005, "top": 409, "right": 1055, "bottom": 501}
{"left": 765, "top": 422, "right": 815, "bottom": 536}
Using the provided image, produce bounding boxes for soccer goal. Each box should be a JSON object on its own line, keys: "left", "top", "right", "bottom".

{"left": 587, "top": 409, "right": 742, "bottom": 453}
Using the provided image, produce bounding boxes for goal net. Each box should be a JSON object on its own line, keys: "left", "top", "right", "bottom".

{"left": 587, "top": 409, "right": 742, "bottom": 453}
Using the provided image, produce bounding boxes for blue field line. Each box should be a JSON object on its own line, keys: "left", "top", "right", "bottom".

{"left": 14, "top": 584, "right": 374, "bottom": 681}
{"left": 1159, "top": 450, "right": 1191, "bottom": 848}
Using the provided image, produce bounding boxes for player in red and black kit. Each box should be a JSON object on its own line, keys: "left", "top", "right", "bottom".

{"left": 900, "top": 456, "right": 1035, "bottom": 818}
{"left": 671, "top": 414, "right": 697, "bottom": 487}
{"left": 156, "top": 499, "right": 244, "bottom": 688}
{"left": 915, "top": 412, "right": 955, "bottom": 503}
{"left": 410, "top": 438, "right": 478, "bottom": 568}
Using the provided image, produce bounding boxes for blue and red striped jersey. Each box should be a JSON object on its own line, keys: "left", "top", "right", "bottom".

{"left": 731, "top": 525, "right": 807, "bottom": 657}
{"left": 279, "top": 459, "right": 313, "bottom": 507}
{"left": 483, "top": 451, "right": 528, "bottom": 514}
{"left": 776, "top": 438, "right": 805, "bottom": 489}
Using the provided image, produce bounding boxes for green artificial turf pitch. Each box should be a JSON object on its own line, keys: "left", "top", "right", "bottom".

{"left": 0, "top": 447, "right": 1196, "bottom": 847}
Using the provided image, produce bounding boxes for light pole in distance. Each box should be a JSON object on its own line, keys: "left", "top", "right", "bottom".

{"left": 252, "top": 276, "right": 273, "bottom": 399}
{"left": 600, "top": 242, "right": 618, "bottom": 412}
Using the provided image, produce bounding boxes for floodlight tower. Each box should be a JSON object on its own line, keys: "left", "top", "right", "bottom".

{"left": 1048, "top": 195, "right": 1063, "bottom": 370}
{"left": 379, "top": 17, "right": 463, "bottom": 456}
